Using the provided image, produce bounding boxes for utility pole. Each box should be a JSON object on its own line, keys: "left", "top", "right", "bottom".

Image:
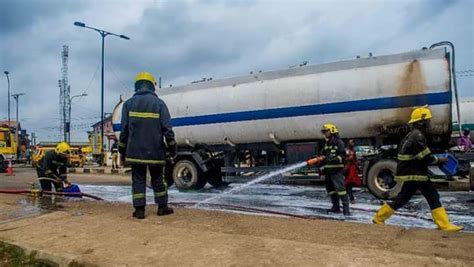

{"left": 59, "top": 45, "right": 70, "bottom": 142}
{"left": 74, "top": 21, "right": 129, "bottom": 155}
{"left": 11, "top": 93, "right": 25, "bottom": 159}
{"left": 31, "top": 132, "right": 36, "bottom": 146}
{"left": 3, "top": 71, "right": 10, "bottom": 127}
{"left": 67, "top": 93, "right": 88, "bottom": 143}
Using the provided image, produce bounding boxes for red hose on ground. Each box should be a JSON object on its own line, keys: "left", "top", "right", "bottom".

{"left": 169, "top": 201, "right": 339, "bottom": 221}
{"left": 0, "top": 189, "right": 104, "bottom": 201}
{"left": 42, "top": 191, "right": 104, "bottom": 201}
{"left": 0, "top": 189, "right": 31, "bottom": 194}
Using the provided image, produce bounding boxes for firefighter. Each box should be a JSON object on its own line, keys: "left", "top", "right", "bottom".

{"left": 36, "top": 142, "right": 71, "bottom": 191}
{"left": 372, "top": 106, "right": 463, "bottom": 232}
{"left": 320, "top": 123, "right": 350, "bottom": 216}
{"left": 119, "top": 72, "right": 176, "bottom": 219}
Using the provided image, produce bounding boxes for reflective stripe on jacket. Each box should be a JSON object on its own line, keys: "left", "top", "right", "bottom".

{"left": 321, "top": 134, "right": 346, "bottom": 174}
{"left": 395, "top": 128, "right": 437, "bottom": 182}
{"left": 119, "top": 88, "right": 176, "bottom": 165}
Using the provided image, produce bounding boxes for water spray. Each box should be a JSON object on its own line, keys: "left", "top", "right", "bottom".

{"left": 194, "top": 156, "right": 326, "bottom": 207}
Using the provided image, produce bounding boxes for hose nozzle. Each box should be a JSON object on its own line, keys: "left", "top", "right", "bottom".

{"left": 306, "top": 156, "right": 325, "bottom": 166}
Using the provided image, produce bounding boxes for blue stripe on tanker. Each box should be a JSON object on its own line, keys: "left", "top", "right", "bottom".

{"left": 112, "top": 91, "right": 450, "bottom": 130}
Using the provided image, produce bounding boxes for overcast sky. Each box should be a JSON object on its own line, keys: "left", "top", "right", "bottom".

{"left": 1, "top": 0, "right": 473, "bottom": 142}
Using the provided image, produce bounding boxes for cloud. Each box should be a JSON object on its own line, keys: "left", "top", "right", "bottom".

{"left": 0, "top": 0, "right": 472, "bottom": 141}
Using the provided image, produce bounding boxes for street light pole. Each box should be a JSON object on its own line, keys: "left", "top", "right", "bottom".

{"left": 3, "top": 71, "right": 10, "bottom": 127}
{"left": 67, "top": 93, "right": 88, "bottom": 143}
{"left": 73, "top": 21, "right": 129, "bottom": 157}
{"left": 11, "top": 93, "right": 25, "bottom": 159}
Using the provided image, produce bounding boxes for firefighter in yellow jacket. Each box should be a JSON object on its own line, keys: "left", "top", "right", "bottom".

{"left": 373, "top": 106, "right": 463, "bottom": 231}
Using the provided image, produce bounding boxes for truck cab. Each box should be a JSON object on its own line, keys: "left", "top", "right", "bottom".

{"left": 0, "top": 126, "right": 17, "bottom": 172}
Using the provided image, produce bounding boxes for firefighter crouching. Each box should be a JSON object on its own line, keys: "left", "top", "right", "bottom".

{"left": 320, "top": 123, "right": 350, "bottom": 216}
{"left": 372, "top": 106, "right": 463, "bottom": 231}
{"left": 36, "top": 142, "right": 72, "bottom": 192}
{"left": 119, "top": 72, "right": 177, "bottom": 219}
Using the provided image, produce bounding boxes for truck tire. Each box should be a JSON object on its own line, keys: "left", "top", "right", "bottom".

{"left": 172, "top": 160, "right": 206, "bottom": 191}
{"left": 366, "top": 159, "right": 403, "bottom": 200}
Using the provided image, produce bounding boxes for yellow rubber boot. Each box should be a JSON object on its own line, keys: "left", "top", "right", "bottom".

{"left": 372, "top": 203, "right": 395, "bottom": 224}
{"left": 431, "top": 207, "right": 463, "bottom": 232}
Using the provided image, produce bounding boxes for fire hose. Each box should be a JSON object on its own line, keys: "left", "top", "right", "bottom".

{"left": 0, "top": 189, "right": 104, "bottom": 201}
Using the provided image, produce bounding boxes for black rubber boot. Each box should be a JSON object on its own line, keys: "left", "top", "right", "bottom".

{"left": 327, "top": 195, "right": 341, "bottom": 213}
{"left": 341, "top": 195, "right": 351, "bottom": 216}
{"left": 133, "top": 206, "right": 145, "bottom": 219}
{"left": 157, "top": 204, "right": 174, "bottom": 216}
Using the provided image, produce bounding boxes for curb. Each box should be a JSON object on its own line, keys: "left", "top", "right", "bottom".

{"left": 68, "top": 167, "right": 131, "bottom": 175}
{"left": 0, "top": 239, "right": 97, "bottom": 267}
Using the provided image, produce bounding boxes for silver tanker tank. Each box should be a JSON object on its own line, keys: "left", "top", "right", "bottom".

{"left": 112, "top": 45, "right": 465, "bottom": 197}
{"left": 113, "top": 48, "right": 452, "bottom": 146}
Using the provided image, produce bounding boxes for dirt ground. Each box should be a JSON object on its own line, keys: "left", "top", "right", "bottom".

{"left": 1, "top": 167, "right": 474, "bottom": 266}
{"left": 0, "top": 197, "right": 473, "bottom": 266}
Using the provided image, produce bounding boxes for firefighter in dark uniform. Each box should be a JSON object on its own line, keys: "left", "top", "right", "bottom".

{"left": 119, "top": 72, "right": 176, "bottom": 219}
{"left": 320, "top": 123, "right": 350, "bottom": 216}
{"left": 373, "top": 106, "right": 463, "bottom": 231}
{"left": 36, "top": 142, "right": 71, "bottom": 191}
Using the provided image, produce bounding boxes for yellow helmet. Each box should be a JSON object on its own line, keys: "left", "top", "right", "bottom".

{"left": 135, "top": 72, "right": 157, "bottom": 86}
{"left": 408, "top": 105, "right": 432, "bottom": 124}
{"left": 321, "top": 123, "right": 339, "bottom": 134}
{"left": 55, "top": 142, "right": 71, "bottom": 155}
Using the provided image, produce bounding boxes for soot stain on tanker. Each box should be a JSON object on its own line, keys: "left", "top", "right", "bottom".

{"left": 372, "top": 60, "right": 427, "bottom": 136}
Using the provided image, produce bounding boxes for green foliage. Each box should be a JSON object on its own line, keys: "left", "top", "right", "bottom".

{"left": 0, "top": 241, "right": 52, "bottom": 267}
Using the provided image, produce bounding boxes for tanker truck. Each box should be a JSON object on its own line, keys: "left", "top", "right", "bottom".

{"left": 112, "top": 41, "right": 474, "bottom": 199}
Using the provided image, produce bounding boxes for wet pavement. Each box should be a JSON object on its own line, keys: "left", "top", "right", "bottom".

{"left": 79, "top": 183, "right": 474, "bottom": 232}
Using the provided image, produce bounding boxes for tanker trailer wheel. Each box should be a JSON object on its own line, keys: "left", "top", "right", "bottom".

{"left": 172, "top": 160, "right": 206, "bottom": 191}
{"left": 366, "top": 159, "right": 403, "bottom": 200}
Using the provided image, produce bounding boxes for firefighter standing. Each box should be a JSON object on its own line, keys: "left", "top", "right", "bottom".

{"left": 36, "top": 142, "right": 71, "bottom": 191}
{"left": 372, "top": 106, "right": 463, "bottom": 231}
{"left": 119, "top": 72, "right": 176, "bottom": 219}
{"left": 320, "top": 123, "right": 350, "bottom": 216}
